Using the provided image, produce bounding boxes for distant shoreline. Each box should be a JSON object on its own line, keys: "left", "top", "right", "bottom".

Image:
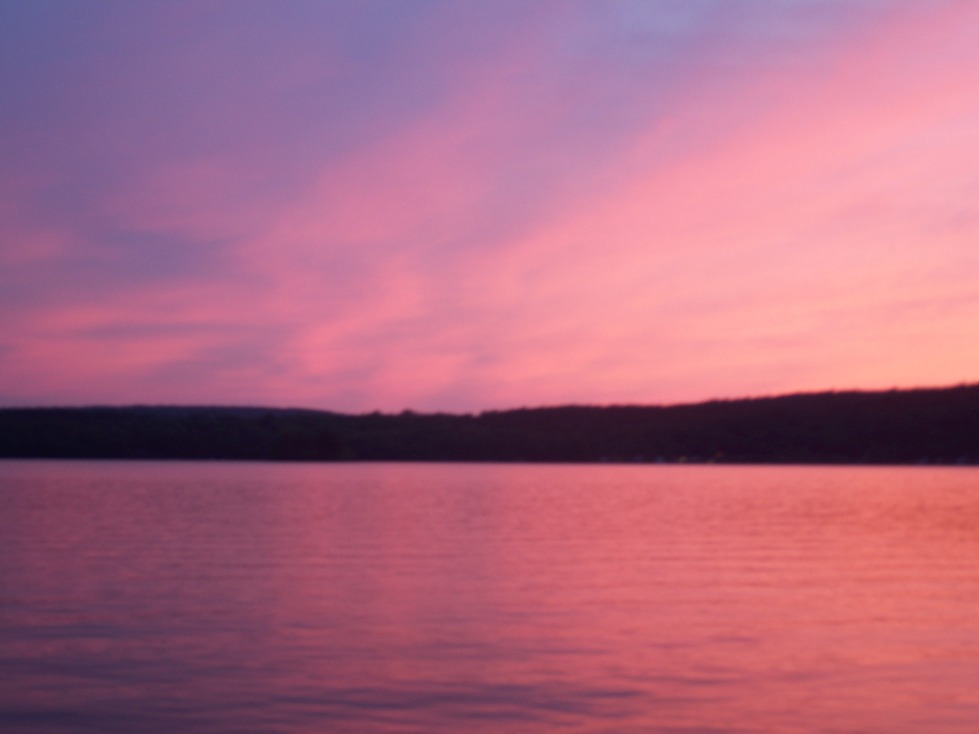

{"left": 2, "top": 384, "right": 978, "bottom": 465}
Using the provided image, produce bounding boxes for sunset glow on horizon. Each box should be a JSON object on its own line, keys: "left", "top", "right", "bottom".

{"left": 2, "top": 1, "right": 978, "bottom": 413}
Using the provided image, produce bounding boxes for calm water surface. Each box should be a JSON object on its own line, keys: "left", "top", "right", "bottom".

{"left": 2, "top": 461, "right": 978, "bottom": 733}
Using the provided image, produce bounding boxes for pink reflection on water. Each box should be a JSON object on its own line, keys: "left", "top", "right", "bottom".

{"left": 1, "top": 462, "right": 979, "bottom": 732}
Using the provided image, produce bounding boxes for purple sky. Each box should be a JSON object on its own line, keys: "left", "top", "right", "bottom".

{"left": 2, "top": 1, "right": 978, "bottom": 412}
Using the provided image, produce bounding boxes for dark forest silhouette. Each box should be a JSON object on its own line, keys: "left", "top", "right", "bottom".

{"left": 1, "top": 384, "right": 977, "bottom": 464}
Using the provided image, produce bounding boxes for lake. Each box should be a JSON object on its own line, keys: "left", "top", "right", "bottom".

{"left": 1, "top": 461, "right": 978, "bottom": 733}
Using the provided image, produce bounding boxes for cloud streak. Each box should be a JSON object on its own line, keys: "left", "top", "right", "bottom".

{"left": 1, "top": 1, "right": 977, "bottom": 411}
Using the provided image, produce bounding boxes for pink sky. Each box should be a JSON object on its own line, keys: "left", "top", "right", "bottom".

{"left": 1, "top": 1, "right": 977, "bottom": 412}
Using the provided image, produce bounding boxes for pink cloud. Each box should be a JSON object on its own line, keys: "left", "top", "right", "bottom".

{"left": 2, "top": 2, "right": 977, "bottom": 411}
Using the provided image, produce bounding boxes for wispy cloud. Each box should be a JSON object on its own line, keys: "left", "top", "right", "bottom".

{"left": 1, "top": 1, "right": 977, "bottom": 410}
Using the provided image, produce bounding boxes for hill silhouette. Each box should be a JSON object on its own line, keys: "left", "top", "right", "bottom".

{"left": 1, "top": 384, "right": 977, "bottom": 464}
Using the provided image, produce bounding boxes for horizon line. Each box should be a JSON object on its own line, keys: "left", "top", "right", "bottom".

{"left": 3, "top": 381, "right": 977, "bottom": 417}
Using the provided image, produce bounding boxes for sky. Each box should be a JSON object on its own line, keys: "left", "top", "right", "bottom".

{"left": 1, "top": 0, "right": 978, "bottom": 413}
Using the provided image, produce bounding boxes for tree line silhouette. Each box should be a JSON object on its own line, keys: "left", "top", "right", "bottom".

{"left": 1, "top": 384, "right": 977, "bottom": 464}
